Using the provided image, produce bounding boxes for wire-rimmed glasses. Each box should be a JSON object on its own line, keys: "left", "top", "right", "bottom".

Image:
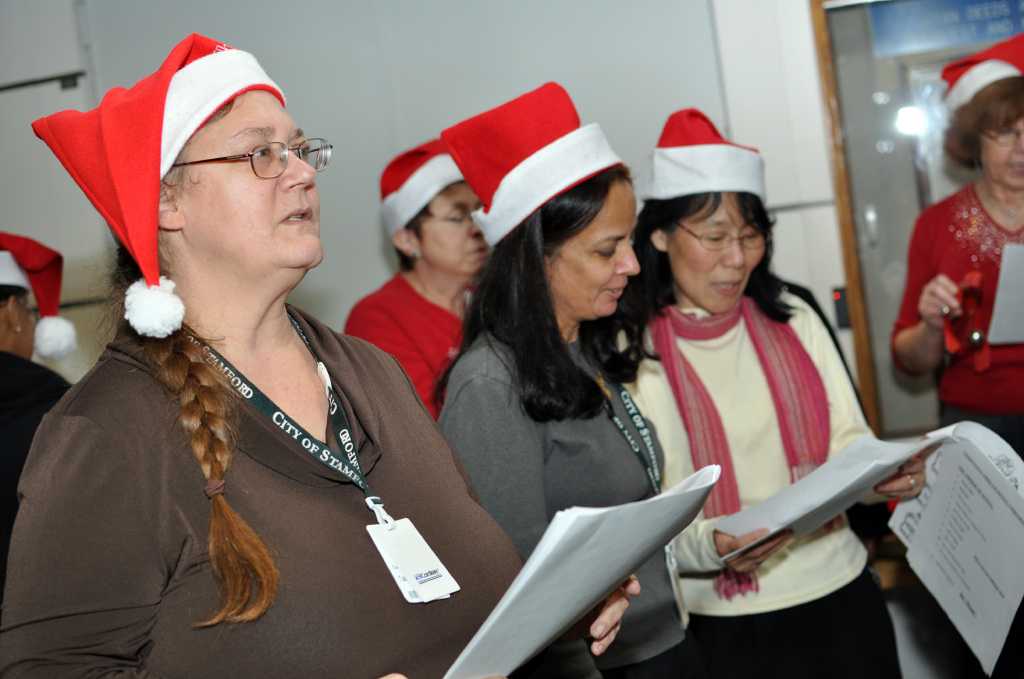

{"left": 171, "top": 138, "right": 333, "bottom": 178}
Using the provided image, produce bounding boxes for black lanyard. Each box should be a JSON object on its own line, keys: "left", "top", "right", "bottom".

{"left": 604, "top": 379, "right": 661, "bottom": 495}
{"left": 188, "top": 319, "right": 386, "bottom": 519}
{"left": 603, "top": 379, "right": 678, "bottom": 573}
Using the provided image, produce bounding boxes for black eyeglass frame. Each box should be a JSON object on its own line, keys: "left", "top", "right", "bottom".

{"left": 170, "top": 137, "right": 332, "bottom": 179}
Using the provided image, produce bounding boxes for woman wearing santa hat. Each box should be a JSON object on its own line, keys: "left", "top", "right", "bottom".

{"left": 1, "top": 34, "right": 633, "bottom": 678}
{"left": 438, "top": 83, "right": 709, "bottom": 678}
{"left": 615, "top": 108, "right": 918, "bottom": 678}
{"left": 892, "top": 32, "right": 1024, "bottom": 678}
{"left": 0, "top": 232, "right": 73, "bottom": 603}
{"left": 893, "top": 33, "right": 1024, "bottom": 458}
{"left": 345, "top": 140, "right": 486, "bottom": 418}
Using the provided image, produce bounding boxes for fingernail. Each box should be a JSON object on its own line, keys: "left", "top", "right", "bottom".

{"left": 592, "top": 623, "right": 606, "bottom": 637}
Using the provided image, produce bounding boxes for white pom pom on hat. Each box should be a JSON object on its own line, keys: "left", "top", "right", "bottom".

{"left": 125, "top": 276, "right": 186, "bottom": 339}
{"left": 0, "top": 233, "right": 77, "bottom": 358}
{"left": 35, "top": 316, "right": 77, "bottom": 359}
{"left": 32, "top": 34, "right": 284, "bottom": 338}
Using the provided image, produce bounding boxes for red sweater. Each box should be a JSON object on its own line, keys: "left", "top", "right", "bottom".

{"left": 892, "top": 185, "right": 1024, "bottom": 414}
{"left": 345, "top": 274, "right": 461, "bottom": 418}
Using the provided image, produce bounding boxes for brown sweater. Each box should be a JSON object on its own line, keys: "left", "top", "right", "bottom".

{"left": 0, "top": 308, "right": 522, "bottom": 679}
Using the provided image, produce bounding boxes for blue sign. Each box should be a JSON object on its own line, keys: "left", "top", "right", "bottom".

{"left": 868, "top": 0, "right": 1023, "bottom": 58}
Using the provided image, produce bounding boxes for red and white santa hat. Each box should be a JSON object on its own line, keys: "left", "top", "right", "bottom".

{"left": 943, "top": 34, "right": 1024, "bottom": 112}
{"left": 380, "top": 139, "right": 463, "bottom": 235}
{"left": 441, "top": 82, "right": 622, "bottom": 246}
{"left": 0, "top": 232, "right": 76, "bottom": 358}
{"left": 645, "top": 108, "right": 765, "bottom": 202}
{"left": 32, "top": 33, "right": 284, "bottom": 338}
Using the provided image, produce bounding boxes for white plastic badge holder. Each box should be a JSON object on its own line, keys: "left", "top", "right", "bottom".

{"left": 367, "top": 514, "right": 461, "bottom": 604}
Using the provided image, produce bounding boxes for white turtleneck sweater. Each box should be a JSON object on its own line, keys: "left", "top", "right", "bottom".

{"left": 629, "top": 293, "right": 870, "bottom": 617}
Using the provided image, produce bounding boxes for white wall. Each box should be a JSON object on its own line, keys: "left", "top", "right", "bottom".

{"left": 79, "top": 0, "right": 726, "bottom": 329}
{"left": 0, "top": 0, "right": 82, "bottom": 85}
{"left": 711, "top": 0, "right": 858, "bottom": 379}
{"left": 3, "top": 0, "right": 859, "bottom": 386}
{"left": 1, "top": 0, "right": 113, "bottom": 381}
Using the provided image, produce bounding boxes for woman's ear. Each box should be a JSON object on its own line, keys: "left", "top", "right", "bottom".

{"left": 0, "top": 296, "right": 20, "bottom": 332}
{"left": 651, "top": 228, "right": 670, "bottom": 253}
{"left": 158, "top": 184, "right": 186, "bottom": 232}
{"left": 391, "top": 228, "right": 421, "bottom": 259}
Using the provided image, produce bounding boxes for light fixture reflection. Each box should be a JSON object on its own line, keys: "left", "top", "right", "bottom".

{"left": 895, "top": 106, "right": 927, "bottom": 136}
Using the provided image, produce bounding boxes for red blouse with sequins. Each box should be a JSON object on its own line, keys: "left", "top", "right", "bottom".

{"left": 893, "top": 184, "right": 1024, "bottom": 414}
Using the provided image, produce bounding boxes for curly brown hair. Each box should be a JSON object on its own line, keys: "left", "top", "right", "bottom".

{"left": 945, "top": 76, "right": 1024, "bottom": 168}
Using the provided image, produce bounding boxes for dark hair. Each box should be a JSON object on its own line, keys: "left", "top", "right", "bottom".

{"left": 945, "top": 76, "right": 1024, "bottom": 169}
{"left": 608, "top": 191, "right": 790, "bottom": 383}
{"left": 394, "top": 181, "right": 467, "bottom": 271}
{"left": 437, "top": 165, "right": 632, "bottom": 422}
{"left": 0, "top": 284, "right": 27, "bottom": 305}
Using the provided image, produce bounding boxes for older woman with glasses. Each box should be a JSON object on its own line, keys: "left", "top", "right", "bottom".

{"left": 892, "top": 35, "right": 1024, "bottom": 679}
{"left": 893, "top": 35, "right": 1024, "bottom": 459}
{"left": 1, "top": 35, "right": 632, "bottom": 679}
{"left": 346, "top": 141, "right": 486, "bottom": 417}
{"left": 615, "top": 109, "right": 919, "bottom": 679}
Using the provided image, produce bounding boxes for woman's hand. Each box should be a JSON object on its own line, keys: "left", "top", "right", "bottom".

{"left": 714, "top": 528, "right": 792, "bottom": 573}
{"left": 895, "top": 275, "right": 958, "bottom": 373}
{"left": 917, "top": 273, "right": 961, "bottom": 331}
{"left": 386, "top": 576, "right": 643, "bottom": 677}
{"left": 589, "top": 575, "right": 641, "bottom": 656}
{"left": 563, "top": 575, "right": 641, "bottom": 655}
{"left": 875, "top": 445, "right": 937, "bottom": 500}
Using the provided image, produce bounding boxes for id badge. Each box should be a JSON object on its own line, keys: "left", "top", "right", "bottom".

{"left": 366, "top": 518, "right": 460, "bottom": 603}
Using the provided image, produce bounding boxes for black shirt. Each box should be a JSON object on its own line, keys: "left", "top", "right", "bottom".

{"left": 0, "top": 350, "right": 69, "bottom": 599}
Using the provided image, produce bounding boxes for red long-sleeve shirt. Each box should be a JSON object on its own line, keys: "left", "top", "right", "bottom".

{"left": 345, "top": 274, "right": 461, "bottom": 418}
{"left": 892, "top": 184, "right": 1024, "bottom": 414}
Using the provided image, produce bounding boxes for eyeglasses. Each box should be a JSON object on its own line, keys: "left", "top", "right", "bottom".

{"left": 679, "top": 224, "right": 766, "bottom": 252}
{"left": 984, "top": 127, "right": 1024, "bottom": 148}
{"left": 424, "top": 210, "right": 476, "bottom": 227}
{"left": 171, "top": 138, "right": 333, "bottom": 179}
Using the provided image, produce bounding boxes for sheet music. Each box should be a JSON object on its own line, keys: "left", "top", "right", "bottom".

{"left": 987, "top": 243, "right": 1024, "bottom": 345}
{"left": 443, "top": 465, "right": 720, "bottom": 679}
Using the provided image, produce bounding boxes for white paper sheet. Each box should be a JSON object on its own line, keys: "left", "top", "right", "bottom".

{"left": 988, "top": 243, "right": 1024, "bottom": 345}
{"left": 892, "top": 422, "right": 1024, "bottom": 548}
{"left": 890, "top": 422, "right": 1024, "bottom": 676}
{"left": 714, "top": 435, "right": 936, "bottom": 545}
{"left": 443, "top": 465, "right": 720, "bottom": 679}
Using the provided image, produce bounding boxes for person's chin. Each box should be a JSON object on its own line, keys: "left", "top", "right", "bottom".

{"left": 278, "top": 238, "right": 324, "bottom": 271}
{"left": 702, "top": 294, "right": 742, "bottom": 315}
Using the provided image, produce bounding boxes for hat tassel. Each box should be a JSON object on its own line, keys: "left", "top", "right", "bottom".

{"left": 124, "top": 276, "right": 186, "bottom": 338}
{"left": 34, "top": 315, "right": 77, "bottom": 359}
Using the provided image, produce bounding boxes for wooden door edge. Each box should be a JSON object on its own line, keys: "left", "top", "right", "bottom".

{"left": 809, "top": 0, "right": 884, "bottom": 433}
